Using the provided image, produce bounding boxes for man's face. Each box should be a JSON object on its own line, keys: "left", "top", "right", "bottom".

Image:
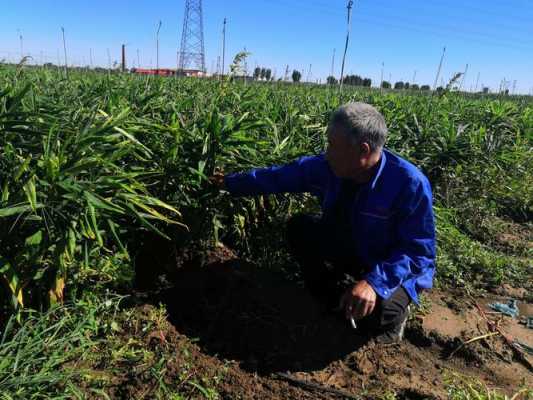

{"left": 326, "top": 124, "right": 371, "bottom": 179}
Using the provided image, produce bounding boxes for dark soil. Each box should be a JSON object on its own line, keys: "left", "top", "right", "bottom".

{"left": 131, "top": 244, "right": 532, "bottom": 399}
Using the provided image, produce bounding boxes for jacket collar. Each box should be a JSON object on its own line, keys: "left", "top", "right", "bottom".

{"left": 368, "top": 149, "right": 387, "bottom": 190}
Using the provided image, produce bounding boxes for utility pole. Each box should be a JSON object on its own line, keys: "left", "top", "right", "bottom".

{"left": 156, "top": 20, "right": 162, "bottom": 72}
{"left": 380, "top": 62, "right": 384, "bottom": 91}
{"left": 474, "top": 72, "right": 480, "bottom": 93}
{"left": 137, "top": 49, "right": 141, "bottom": 69}
{"left": 243, "top": 46, "right": 248, "bottom": 77}
{"left": 433, "top": 46, "right": 446, "bottom": 91}
{"left": 107, "top": 48, "right": 112, "bottom": 74}
{"left": 512, "top": 80, "right": 517, "bottom": 95}
{"left": 61, "top": 27, "right": 68, "bottom": 79}
{"left": 121, "top": 44, "right": 126, "bottom": 72}
{"left": 179, "top": 0, "right": 207, "bottom": 73}
{"left": 459, "top": 63, "right": 468, "bottom": 91}
{"left": 412, "top": 70, "right": 417, "bottom": 85}
{"left": 17, "top": 29, "right": 24, "bottom": 59}
{"left": 330, "top": 48, "right": 336, "bottom": 77}
{"left": 306, "top": 63, "right": 312, "bottom": 82}
{"left": 221, "top": 17, "right": 227, "bottom": 75}
{"left": 89, "top": 48, "right": 93, "bottom": 68}
{"left": 339, "top": 0, "right": 354, "bottom": 93}
{"left": 284, "top": 65, "right": 289, "bottom": 81}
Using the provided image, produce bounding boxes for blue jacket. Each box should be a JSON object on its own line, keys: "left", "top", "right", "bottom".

{"left": 225, "top": 149, "right": 436, "bottom": 304}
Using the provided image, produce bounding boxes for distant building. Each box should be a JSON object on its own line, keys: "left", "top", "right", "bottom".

{"left": 131, "top": 68, "right": 206, "bottom": 77}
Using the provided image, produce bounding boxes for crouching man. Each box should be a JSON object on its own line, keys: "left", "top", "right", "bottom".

{"left": 213, "top": 102, "right": 436, "bottom": 344}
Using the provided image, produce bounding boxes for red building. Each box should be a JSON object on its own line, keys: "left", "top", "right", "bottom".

{"left": 131, "top": 68, "right": 206, "bottom": 77}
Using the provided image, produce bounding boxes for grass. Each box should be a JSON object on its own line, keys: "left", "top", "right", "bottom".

{"left": 0, "top": 295, "right": 224, "bottom": 399}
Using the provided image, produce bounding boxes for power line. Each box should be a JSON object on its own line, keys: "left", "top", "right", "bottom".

{"left": 260, "top": 0, "right": 533, "bottom": 51}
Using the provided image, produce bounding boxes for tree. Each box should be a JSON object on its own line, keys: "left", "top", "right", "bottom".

{"left": 292, "top": 70, "right": 302, "bottom": 83}
{"left": 411, "top": 84, "right": 420, "bottom": 90}
{"left": 404, "top": 82, "right": 410, "bottom": 90}
{"left": 420, "top": 84, "right": 430, "bottom": 91}
{"left": 326, "top": 76, "right": 338, "bottom": 85}
{"left": 363, "top": 78, "right": 372, "bottom": 87}
{"left": 381, "top": 81, "right": 391, "bottom": 89}
{"left": 394, "top": 81, "right": 405, "bottom": 90}
{"left": 265, "top": 69, "right": 272, "bottom": 81}
{"left": 260, "top": 68, "right": 266, "bottom": 80}
{"left": 253, "top": 67, "right": 261, "bottom": 80}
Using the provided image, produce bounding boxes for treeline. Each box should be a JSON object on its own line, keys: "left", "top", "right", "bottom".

{"left": 253, "top": 67, "right": 273, "bottom": 81}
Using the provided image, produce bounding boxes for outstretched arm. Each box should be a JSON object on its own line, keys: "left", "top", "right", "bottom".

{"left": 223, "top": 154, "right": 329, "bottom": 197}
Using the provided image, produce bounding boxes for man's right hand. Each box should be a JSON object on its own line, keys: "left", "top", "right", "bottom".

{"left": 209, "top": 171, "right": 226, "bottom": 190}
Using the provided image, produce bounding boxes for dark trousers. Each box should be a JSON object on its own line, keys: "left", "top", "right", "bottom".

{"left": 287, "top": 214, "right": 410, "bottom": 335}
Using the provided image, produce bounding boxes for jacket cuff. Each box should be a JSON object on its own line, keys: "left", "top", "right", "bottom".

{"left": 224, "top": 174, "right": 240, "bottom": 196}
{"left": 363, "top": 270, "right": 395, "bottom": 300}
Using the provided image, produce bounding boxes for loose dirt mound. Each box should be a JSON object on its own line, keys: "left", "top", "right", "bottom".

{"left": 141, "top": 246, "right": 533, "bottom": 399}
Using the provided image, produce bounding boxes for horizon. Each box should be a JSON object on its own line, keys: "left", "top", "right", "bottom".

{"left": 1, "top": 0, "right": 532, "bottom": 94}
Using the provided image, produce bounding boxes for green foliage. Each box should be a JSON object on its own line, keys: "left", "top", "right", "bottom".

{"left": 444, "top": 372, "right": 532, "bottom": 400}
{"left": 0, "top": 66, "right": 532, "bottom": 315}
{"left": 327, "top": 75, "right": 338, "bottom": 85}
{"left": 291, "top": 70, "right": 302, "bottom": 83}
{"left": 0, "top": 296, "right": 223, "bottom": 399}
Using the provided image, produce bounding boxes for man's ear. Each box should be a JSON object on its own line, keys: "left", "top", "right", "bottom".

{"left": 359, "top": 142, "right": 371, "bottom": 157}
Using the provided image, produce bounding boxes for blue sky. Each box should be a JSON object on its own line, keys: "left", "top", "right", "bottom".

{"left": 1, "top": 0, "right": 532, "bottom": 93}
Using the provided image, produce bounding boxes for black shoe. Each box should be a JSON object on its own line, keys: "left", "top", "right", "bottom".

{"left": 374, "top": 305, "right": 410, "bottom": 345}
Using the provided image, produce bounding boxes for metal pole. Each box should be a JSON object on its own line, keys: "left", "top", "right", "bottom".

{"left": 412, "top": 70, "right": 417, "bottom": 86}
{"left": 18, "top": 30, "right": 24, "bottom": 59}
{"left": 222, "top": 17, "right": 227, "bottom": 75}
{"left": 156, "top": 20, "right": 162, "bottom": 72}
{"left": 459, "top": 63, "right": 468, "bottom": 91}
{"left": 106, "top": 48, "right": 112, "bottom": 76}
{"left": 339, "top": 0, "right": 354, "bottom": 93}
{"left": 380, "top": 62, "right": 384, "bottom": 91}
{"left": 61, "top": 27, "right": 68, "bottom": 79}
{"left": 137, "top": 49, "right": 141, "bottom": 69}
{"left": 89, "top": 48, "right": 93, "bottom": 68}
{"left": 330, "top": 48, "right": 336, "bottom": 77}
{"left": 433, "top": 46, "right": 446, "bottom": 91}
{"left": 474, "top": 72, "right": 480, "bottom": 92}
{"left": 121, "top": 44, "right": 126, "bottom": 72}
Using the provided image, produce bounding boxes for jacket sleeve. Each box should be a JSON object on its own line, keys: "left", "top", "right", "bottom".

{"left": 363, "top": 176, "right": 436, "bottom": 301}
{"left": 224, "top": 154, "right": 328, "bottom": 197}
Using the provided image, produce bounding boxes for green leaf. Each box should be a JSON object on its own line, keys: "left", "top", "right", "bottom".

{"left": 25, "top": 230, "right": 43, "bottom": 246}
{"left": 0, "top": 203, "right": 42, "bottom": 218}
{"left": 0, "top": 257, "right": 24, "bottom": 308}
{"left": 23, "top": 178, "right": 38, "bottom": 211}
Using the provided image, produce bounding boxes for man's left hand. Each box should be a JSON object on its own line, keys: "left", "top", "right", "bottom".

{"left": 339, "top": 280, "right": 377, "bottom": 321}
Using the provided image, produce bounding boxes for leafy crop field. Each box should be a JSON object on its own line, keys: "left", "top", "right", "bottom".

{"left": 1, "top": 64, "right": 532, "bottom": 399}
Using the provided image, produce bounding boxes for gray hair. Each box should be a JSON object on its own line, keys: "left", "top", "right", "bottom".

{"left": 329, "top": 102, "right": 388, "bottom": 151}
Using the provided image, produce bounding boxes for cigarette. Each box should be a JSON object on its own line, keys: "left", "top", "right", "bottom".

{"left": 350, "top": 316, "right": 357, "bottom": 330}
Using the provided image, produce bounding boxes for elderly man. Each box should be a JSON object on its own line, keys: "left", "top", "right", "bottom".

{"left": 215, "top": 102, "right": 436, "bottom": 344}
